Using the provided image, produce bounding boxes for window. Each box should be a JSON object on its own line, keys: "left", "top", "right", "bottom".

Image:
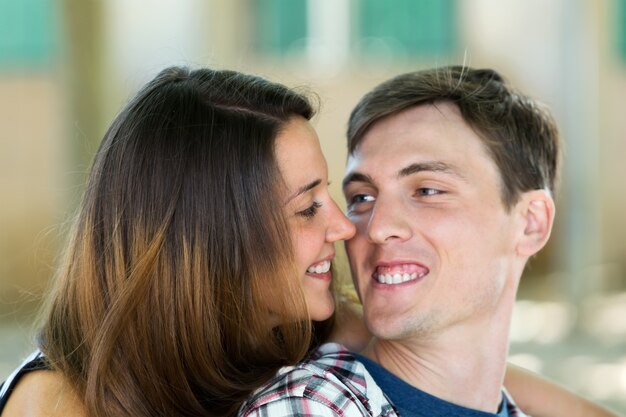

{"left": 0, "top": 0, "right": 58, "bottom": 70}
{"left": 254, "top": 0, "right": 308, "bottom": 55}
{"left": 251, "top": 0, "right": 457, "bottom": 60}
{"left": 356, "top": 0, "right": 457, "bottom": 57}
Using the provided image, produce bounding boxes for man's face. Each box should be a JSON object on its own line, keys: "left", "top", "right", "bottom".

{"left": 343, "top": 102, "right": 525, "bottom": 341}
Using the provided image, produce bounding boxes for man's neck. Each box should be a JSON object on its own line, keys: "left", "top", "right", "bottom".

{"left": 362, "top": 303, "right": 515, "bottom": 413}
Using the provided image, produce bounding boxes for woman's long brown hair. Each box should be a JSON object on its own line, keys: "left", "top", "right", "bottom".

{"left": 38, "top": 67, "right": 328, "bottom": 416}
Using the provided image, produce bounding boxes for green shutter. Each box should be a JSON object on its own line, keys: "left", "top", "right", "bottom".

{"left": 255, "top": 0, "right": 308, "bottom": 55}
{"left": 618, "top": 0, "right": 626, "bottom": 61}
{"left": 0, "top": 0, "right": 58, "bottom": 69}
{"left": 358, "top": 0, "right": 456, "bottom": 56}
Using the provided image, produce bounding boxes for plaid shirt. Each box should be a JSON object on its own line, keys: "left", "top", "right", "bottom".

{"left": 238, "top": 343, "right": 528, "bottom": 417}
{"left": 239, "top": 343, "right": 397, "bottom": 416}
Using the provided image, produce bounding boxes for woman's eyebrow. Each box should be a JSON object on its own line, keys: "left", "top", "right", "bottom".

{"left": 286, "top": 179, "right": 322, "bottom": 203}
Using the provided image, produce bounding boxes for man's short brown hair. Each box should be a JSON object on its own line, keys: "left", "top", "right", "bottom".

{"left": 348, "top": 66, "right": 561, "bottom": 208}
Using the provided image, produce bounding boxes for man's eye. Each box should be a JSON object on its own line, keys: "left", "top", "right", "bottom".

{"left": 350, "top": 194, "right": 376, "bottom": 205}
{"left": 417, "top": 188, "right": 441, "bottom": 196}
{"left": 296, "top": 201, "right": 322, "bottom": 219}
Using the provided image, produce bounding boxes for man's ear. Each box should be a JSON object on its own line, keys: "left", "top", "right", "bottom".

{"left": 516, "top": 189, "right": 555, "bottom": 257}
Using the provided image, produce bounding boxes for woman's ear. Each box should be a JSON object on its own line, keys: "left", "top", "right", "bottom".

{"left": 516, "top": 189, "right": 555, "bottom": 257}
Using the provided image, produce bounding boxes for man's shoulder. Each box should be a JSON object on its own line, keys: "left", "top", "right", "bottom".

{"left": 238, "top": 343, "right": 398, "bottom": 417}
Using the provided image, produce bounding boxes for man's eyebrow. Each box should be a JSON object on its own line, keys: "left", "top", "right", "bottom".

{"left": 398, "top": 161, "right": 465, "bottom": 180}
{"left": 342, "top": 172, "right": 373, "bottom": 189}
{"left": 286, "top": 179, "right": 322, "bottom": 203}
{"left": 342, "top": 162, "right": 464, "bottom": 189}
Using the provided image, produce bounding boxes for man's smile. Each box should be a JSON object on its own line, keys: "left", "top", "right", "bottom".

{"left": 372, "top": 262, "right": 429, "bottom": 285}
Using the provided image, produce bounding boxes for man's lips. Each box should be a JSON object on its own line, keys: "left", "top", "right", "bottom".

{"left": 372, "top": 262, "right": 429, "bottom": 285}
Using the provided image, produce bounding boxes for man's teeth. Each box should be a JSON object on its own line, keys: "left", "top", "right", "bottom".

{"left": 307, "top": 260, "right": 331, "bottom": 274}
{"left": 374, "top": 272, "right": 426, "bottom": 285}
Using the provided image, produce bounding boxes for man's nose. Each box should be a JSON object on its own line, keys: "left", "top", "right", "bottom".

{"left": 366, "top": 195, "right": 413, "bottom": 245}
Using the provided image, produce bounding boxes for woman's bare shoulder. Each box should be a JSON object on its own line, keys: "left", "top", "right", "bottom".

{"left": 2, "top": 370, "right": 87, "bottom": 417}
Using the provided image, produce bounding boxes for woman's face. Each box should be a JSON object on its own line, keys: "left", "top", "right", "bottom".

{"left": 275, "top": 117, "right": 356, "bottom": 321}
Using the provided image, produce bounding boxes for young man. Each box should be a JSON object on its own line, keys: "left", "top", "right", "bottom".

{"left": 241, "top": 67, "right": 617, "bottom": 417}
{"left": 341, "top": 66, "right": 558, "bottom": 416}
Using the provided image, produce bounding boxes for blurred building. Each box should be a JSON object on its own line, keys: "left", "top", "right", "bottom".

{"left": 1, "top": 0, "right": 625, "bottom": 412}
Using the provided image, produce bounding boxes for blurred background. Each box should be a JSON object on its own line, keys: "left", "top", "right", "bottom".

{"left": 0, "top": 0, "right": 625, "bottom": 413}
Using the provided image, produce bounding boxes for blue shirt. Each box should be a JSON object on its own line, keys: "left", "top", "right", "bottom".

{"left": 355, "top": 353, "right": 514, "bottom": 417}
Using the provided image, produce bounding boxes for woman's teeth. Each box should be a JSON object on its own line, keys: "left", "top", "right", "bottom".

{"left": 307, "top": 260, "right": 331, "bottom": 274}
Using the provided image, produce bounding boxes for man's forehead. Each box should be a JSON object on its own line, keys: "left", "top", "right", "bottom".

{"left": 343, "top": 105, "right": 494, "bottom": 189}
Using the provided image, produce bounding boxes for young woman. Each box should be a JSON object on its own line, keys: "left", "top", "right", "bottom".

{"left": 1, "top": 66, "right": 353, "bottom": 416}
{"left": 0, "top": 67, "right": 617, "bottom": 417}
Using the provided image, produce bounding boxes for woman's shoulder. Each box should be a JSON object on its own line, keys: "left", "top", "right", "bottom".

{"left": 239, "top": 343, "right": 397, "bottom": 417}
{"left": 1, "top": 352, "right": 86, "bottom": 417}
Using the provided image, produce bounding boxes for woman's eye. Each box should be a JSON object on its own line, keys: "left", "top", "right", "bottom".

{"left": 297, "top": 201, "right": 322, "bottom": 219}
